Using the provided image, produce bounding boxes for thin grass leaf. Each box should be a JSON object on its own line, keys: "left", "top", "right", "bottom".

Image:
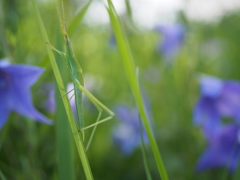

{"left": 31, "top": 0, "right": 93, "bottom": 179}
{"left": 54, "top": 11, "right": 76, "bottom": 180}
{"left": 56, "top": 85, "right": 76, "bottom": 180}
{"left": 36, "top": 0, "right": 92, "bottom": 72}
{"left": 67, "top": 0, "right": 92, "bottom": 35}
{"left": 107, "top": 1, "right": 169, "bottom": 179}
{"left": 124, "top": 0, "right": 132, "bottom": 19}
{"left": 139, "top": 116, "right": 152, "bottom": 180}
{"left": 136, "top": 68, "right": 152, "bottom": 180}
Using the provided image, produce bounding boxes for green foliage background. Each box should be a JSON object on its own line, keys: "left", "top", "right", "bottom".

{"left": 1, "top": 0, "right": 240, "bottom": 179}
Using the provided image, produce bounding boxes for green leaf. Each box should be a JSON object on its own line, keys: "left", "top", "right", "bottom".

{"left": 107, "top": 1, "right": 169, "bottom": 179}
{"left": 67, "top": 0, "right": 92, "bottom": 35}
{"left": 139, "top": 116, "right": 152, "bottom": 180}
{"left": 54, "top": 16, "right": 76, "bottom": 180}
{"left": 31, "top": 0, "right": 93, "bottom": 179}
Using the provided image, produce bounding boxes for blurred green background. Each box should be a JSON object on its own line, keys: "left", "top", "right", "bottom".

{"left": 1, "top": 0, "right": 240, "bottom": 179}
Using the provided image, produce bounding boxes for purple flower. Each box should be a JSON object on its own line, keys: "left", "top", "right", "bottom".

{"left": 155, "top": 23, "right": 185, "bottom": 60}
{"left": 0, "top": 59, "right": 52, "bottom": 129}
{"left": 194, "top": 75, "right": 240, "bottom": 132}
{"left": 113, "top": 105, "right": 148, "bottom": 154}
{"left": 109, "top": 33, "right": 116, "bottom": 47}
{"left": 43, "top": 83, "right": 55, "bottom": 113}
{"left": 196, "top": 124, "right": 240, "bottom": 172}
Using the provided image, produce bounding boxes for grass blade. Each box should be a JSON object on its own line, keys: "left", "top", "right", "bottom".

{"left": 36, "top": 0, "right": 92, "bottom": 77}
{"left": 54, "top": 11, "right": 76, "bottom": 179}
{"left": 139, "top": 116, "right": 152, "bottom": 180}
{"left": 107, "top": 1, "right": 169, "bottom": 179}
{"left": 56, "top": 85, "right": 76, "bottom": 180}
{"left": 31, "top": 0, "right": 93, "bottom": 179}
{"left": 67, "top": 0, "right": 92, "bottom": 35}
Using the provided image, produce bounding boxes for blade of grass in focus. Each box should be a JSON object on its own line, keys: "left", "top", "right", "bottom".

{"left": 31, "top": 0, "right": 93, "bottom": 179}
{"left": 37, "top": 0, "right": 92, "bottom": 82}
{"left": 139, "top": 117, "right": 152, "bottom": 180}
{"left": 136, "top": 68, "right": 152, "bottom": 180}
{"left": 107, "top": 1, "right": 169, "bottom": 179}
{"left": 56, "top": 85, "right": 76, "bottom": 180}
{"left": 53, "top": 6, "right": 76, "bottom": 180}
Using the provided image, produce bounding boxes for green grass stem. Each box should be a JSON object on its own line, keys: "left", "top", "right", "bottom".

{"left": 107, "top": 1, "right": 169, "bottom": 179}
{"left": 139, "top": 117, "right": 152, "bottom": 180}
{"left": 31, "top": 0, "right": 93, "bottom": 179}
{"left": 67, "top": 0, "right": 92, "bottom": 35}
{"left": 54, "top": 10, "right": 76, "bottom": 179}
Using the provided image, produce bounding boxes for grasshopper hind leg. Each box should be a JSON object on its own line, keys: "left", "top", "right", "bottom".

{"left": 85, "top": 110, "right": 102, "bottom": 152}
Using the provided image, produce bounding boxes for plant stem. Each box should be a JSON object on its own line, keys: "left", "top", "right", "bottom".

{"left": 31, "top": 0, "right": 93, "bottom": 179}
{"left": 107, "top": 1, "right": 169, "bottom": 179}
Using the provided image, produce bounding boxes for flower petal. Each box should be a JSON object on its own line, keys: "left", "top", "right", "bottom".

{"left": 155, "top": 23, "right": 185, "bottom": 59}
{"left": 193, "top": 96, "right": 220, "bottom": 133}
{"left": 0, "top": 72, "right": 11, "bottom": 129}
{"left": 113, "top": 124, "right": 138, "bottom": 154}
{"left": 0, "top": 59, "right": 10, "bottom": 67}
{"left": 196, "top": 147, "right": 230, "bottom": 171}
{"left": 9, "top": 80, "right": 52, "bottom": 125}
{"left": 216, "top": 81, "right": 240, "bottom": 120}
{"left": 115, "top": 105, "right": 138, "bottom": 126}
{"left": 200, "top": 75, "right": 223, "bottom": 98}
{"left": 197, "top": 125, "right": 240, "bottom": 172}
{"left": 1, "top": 65, "right": 45, "bottom": 87}
{"left": 113, "top": 104, "right": 149, "bottom": 154}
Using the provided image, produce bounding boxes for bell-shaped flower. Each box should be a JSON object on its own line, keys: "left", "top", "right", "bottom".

{"left": 113, "top": 104, "right": 149, "bottom": 154}
{"left": 155, "top": 23, "right": 185, "bottom": 60}
{"left": 196, "top": 124, "right": 240, "bottom": 172}
{"left": 194, "top": 75, "right": 240, "bottom": 132}
{"left": 0, "top": 59, "right": 52, "bottom": 129}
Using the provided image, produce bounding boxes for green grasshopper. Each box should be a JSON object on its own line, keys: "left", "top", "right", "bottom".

{"left": 47, "top": 4, "right": 114, "bottom": 151}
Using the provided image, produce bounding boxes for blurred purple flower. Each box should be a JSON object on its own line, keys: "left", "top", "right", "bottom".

{"left": 43, "top": 83, "right": 74, "bottom": 114}
{"left": 196, "top": 124, "right": 240, "bottom": 172}
{"left": 109, "top": 33, "right": 116, "bottom": 47}
{"left": 0, "top": 59, "right": 52, "bottom": 129}
{"left": 113, "top": 105, "right": 149, "bottom": 154}
{"left": 43, "top": 83, "right": 56, "bottom": 113}
{"left": 155, "top": 23, "right": 185, "bottom": 60}
{"left": 194, "top": 75, "right": 240, "bottom": 132}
